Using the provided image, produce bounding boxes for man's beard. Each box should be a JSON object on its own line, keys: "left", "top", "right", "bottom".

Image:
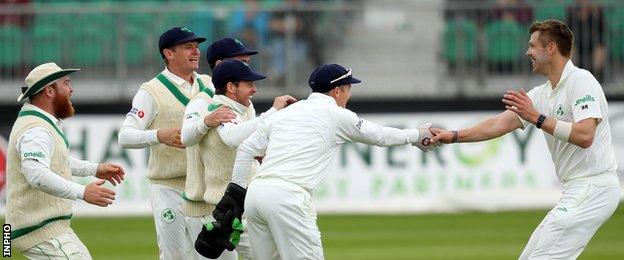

{"left": 53, "top": 93, "right": 75, "bottom": 119}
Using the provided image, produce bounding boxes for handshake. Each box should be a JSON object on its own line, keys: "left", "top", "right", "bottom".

{"left": 412, "top": 122, "right": 443, "bottom": 152}
{"left": 195, "top": 183, "right": 247, "bottom": 259}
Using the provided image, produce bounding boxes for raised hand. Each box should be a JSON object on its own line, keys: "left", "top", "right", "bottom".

{"left": 272, "top": 95, "right": 298, "bottom": 110}
{"left": 502, "top": 89, "right": 539, "bottom": 124}
{"left": 157, "top": 128, "right": 185, "bottom": 148}
{"left": 96, "top": 163, "right": 125, "bottom": 186}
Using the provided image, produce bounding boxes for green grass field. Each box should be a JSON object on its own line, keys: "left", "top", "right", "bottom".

{"left": 8, "top": 205, "right": 624, "bottom": 259}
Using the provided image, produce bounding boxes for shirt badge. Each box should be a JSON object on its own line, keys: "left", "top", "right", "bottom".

{"left": 555, "top": 104, "right": 565, "bottom": 120}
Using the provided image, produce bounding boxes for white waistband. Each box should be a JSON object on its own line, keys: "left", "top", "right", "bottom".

{"left": 250, "top": 177, "right": 310, "bottom": 195}
{"left": 563, "top": 171, "right": 620, "bottom": 188}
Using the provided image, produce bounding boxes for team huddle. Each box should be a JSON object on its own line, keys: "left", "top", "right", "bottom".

{"left": 5, "top": 19, "right": 620, "bottom": 260}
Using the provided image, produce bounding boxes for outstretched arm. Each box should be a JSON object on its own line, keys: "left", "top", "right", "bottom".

{"left": 432, "top": 110, "right": 522, "bottom": 143}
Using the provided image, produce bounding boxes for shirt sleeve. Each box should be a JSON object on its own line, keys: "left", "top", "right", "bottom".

{"left": 118, "top": 89, "right": 160, "bottom": 148}
{"left": 18, "top": 128, "right": 85, "bottom": 200}
{"left": 181, "top": 98, "right": 210, "bottom": 147}
{"left": 69, "top": 157, "right": 98, "bottom": 177}
{"left": 518, "top": 87, "right": 539, "bottom": 129}
{"left": 22, "top": 160, "right": 85, "bottom": 200}
{"left": 570, "top": 71, "right": 603, "bottom": 123}
{"left": 334, "top": 108, "right": 419, "bottom": 146}
{"left": 231, "top": 119, "right": 270, "bottom": 188}
{"left": 217, "top": 107, "right": 277, "bottom": 148}
{"left": 18, "top": 127, "right": 53, "bottom": 166}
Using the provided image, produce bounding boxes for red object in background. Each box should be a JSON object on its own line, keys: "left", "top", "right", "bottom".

{"left": 0, "top": 135, "right": 7, "bottom": 191}
{"left": 0, "top": 0, "right": 32, "bottom": 29}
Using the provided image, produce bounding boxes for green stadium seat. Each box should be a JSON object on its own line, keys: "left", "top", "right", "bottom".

{"left": 31, "top": 22, "right": 64, "bottom": 64}
{"left": 71, "top": 24, "right": 106, "bottom": 65}
{"left": 125, "top": 25, "right": 151, "bottom": 66}
{"left": 69, "top": 11, "right": 115, "bottom": 65}
{"left": 606, "top": 7, "right": 624, "bottom": 60}
{"left": 188, "top": 11, "right": 214, "bottom": 42}
{"left": 485, "top": 20, "right": 524, "bottom": 63}
{"left": 0, "top": 25, "right": 23, "bottom": 67}
{"left": 443, "top": 19, "right": 478, "bottom": 65}
{"left": 528, "top": 0, "right": 571, "bottom": 21}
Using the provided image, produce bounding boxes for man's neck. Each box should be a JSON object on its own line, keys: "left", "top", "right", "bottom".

{"left": 547, "top": 57, "right": 569, "bottom": 88}
{"left": 167, "top": 65, "right": 194, "bottom": 85}
{"left": 29, "top": 100, "right": 57, "bottom": 119}
{"left": 225, "top": 93, "right": 248, "bottom": 108}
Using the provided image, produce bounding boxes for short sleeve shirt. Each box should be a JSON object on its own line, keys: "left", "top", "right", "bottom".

{"left": 518, "top": 60, "right": 617, "bottom": 182}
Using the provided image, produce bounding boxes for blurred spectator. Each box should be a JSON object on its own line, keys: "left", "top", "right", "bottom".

{"left": 0, "top": 0, "right": 32, "bottom": 28}
{"left": 486, "top": 0, "right": 531, "bottom": 73}
{"left": 269, "top": 0, "right": 321, "bottom": 86}
{"left": 229, "top": 0, "right": 270, "bottom": 55}
{"left": 489, "top": 0, "right": 533, "bottom": 25}
{"left": 567, "top": 0, "right": 605, "bottom": 83}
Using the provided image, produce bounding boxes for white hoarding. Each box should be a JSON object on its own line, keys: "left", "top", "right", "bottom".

{"left": 1, "top": 105, "right": 623, "bottom": 216}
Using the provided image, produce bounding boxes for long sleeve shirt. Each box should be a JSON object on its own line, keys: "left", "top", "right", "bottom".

{"left": 231, "top": 93, "right": 420, "bottom": 191}
{"left": 17, "top": 104, "right": 98, "bottom": 200}
{"left": 181, "top": 94, "right": 275, "bottom": 147}
{"left": 118, "top": 68, "right": 200, "bottom": 148}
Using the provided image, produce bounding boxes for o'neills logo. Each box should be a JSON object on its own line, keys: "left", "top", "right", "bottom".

{"left": 574, "top": 95, "right": 595, "bottom": 106}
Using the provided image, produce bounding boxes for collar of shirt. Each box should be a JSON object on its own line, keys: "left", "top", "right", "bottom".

{"left": 213, "top": 94, "right": 249, "bottom": 115}
{"left": 23, "top": 103, "right": 62, "bottom": 127}
{"left": 543, "top": 59, "right": 577, "bottom": 97}
{"left": 162, "top": 67, "right": 199, "bottom": 94}
{"left": 307, "top": 92, "right": 338, "bottom": 106}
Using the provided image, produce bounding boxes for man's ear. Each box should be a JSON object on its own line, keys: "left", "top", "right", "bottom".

{"left": 163, "top": 48, "right": 175, "bottom": 60}
{"left": 548, "top": 42, "right": 558, "bottom": 55}
{"left": 226, "top": 82, "right": 236, "bottom": 94}
{"left": 44, "top": 85, "right": 56, "bottom": 98}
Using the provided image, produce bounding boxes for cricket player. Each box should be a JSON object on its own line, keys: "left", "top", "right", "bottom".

{"left": 205, "top": 64, "right": 437, "bottom": 259}
{"left": 180, "top": 38, "right": 261, "bottom": 260}
{"left": 117, "top": 27, "right": 235, "bottom": 259}
{"left": 6, "top": 62, "right": 125, "bottom": 259}
{"left": 431, "top": 20, "right": 620, "bottom": 259}
{"left": 184, "top": 60, "right": 296, "bottom": 259}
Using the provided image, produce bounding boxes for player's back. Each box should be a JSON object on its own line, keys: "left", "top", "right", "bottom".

{"left": 253, "top": 93, "right": 342, "bottom": 191}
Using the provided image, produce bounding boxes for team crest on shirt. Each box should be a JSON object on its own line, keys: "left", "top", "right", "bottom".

{"left": 161, "top": 208, "right": 176, "bottom": 224}
{"left": 555, "top": 105, "right": 565, "bottom": 120}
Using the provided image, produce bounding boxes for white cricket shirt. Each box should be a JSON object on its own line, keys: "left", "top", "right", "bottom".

{"left": 520, "top": 60, "right": 618, "bottom": 182}
{"left": 231, "top": 93, "right": 421, "bottom": 192}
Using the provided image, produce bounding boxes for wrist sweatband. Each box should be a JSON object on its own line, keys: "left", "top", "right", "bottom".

{"left": 553, "top": 120, "right": 572, "bottom": 142}
{"left": 451, "top": 130, "right": 459, "bottom": 143}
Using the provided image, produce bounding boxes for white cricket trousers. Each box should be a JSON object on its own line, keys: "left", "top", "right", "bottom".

{"left": 22, "top": 232, "right": 91, "bottom": 260}
{"left": 245, "top": 178, "right": 324, "bottom": 260}
{"left": 185, "top": 214, "right": 252, "bottom": 260}
{"left": 519, "top": 172, "right": 621, "bottom": 260}
{"left": 149, "top": 183, "right": 194, "bottom": 260}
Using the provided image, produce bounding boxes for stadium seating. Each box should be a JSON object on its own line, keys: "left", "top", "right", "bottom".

{"left": 443, "top": 19, "right": 478, "bottom": 65}
{"left": 606, "top": 6, "right": 624, "bottom": 60}
{"left": 31, "top": 21, "right": 64, "bottom": 65}
{"left": 485, "top": 20, "right": 523, "bottom": 68}
{"left": 529, "top": 0, "right": 570, "bottom": 21}
{"left": 0, "top": 25, "right": 23, "bottom": 67}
